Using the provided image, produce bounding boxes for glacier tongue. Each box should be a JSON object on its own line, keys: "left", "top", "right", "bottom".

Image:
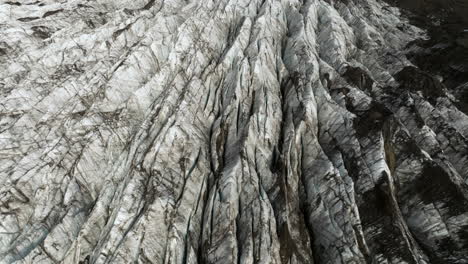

{"left": 1, "top": 0, "right": 468, "bottom": 263}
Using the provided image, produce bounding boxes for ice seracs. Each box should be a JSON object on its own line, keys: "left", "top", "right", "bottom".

{"left": 0, "top": 0, "right": 468, "bottom": 263}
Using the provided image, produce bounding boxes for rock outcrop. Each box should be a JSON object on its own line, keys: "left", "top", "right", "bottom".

{"left": 0, "top": 0, "right": 467, "bottom": 263}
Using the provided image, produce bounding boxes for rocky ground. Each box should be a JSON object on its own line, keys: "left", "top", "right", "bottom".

{"left": 386, "top": 0, "right": 468, "bottom": 113}
{"left": 0, "top": 0, "right": 467, "bottom": 263}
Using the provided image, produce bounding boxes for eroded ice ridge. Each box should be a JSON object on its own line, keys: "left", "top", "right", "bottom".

{"left": 1, "top": 0, "right": 468, "bottom": 263}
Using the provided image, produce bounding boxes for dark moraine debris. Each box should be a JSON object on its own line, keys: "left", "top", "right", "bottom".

{"left": 0, "top": 42, "right": 9, "bottom": 56}
{"left": 353, "top": 101, "right": 393, "bottom": 137}
{"left": 17, "top": 17, "right": 40, "bottom": 22}
{"left": 342, "top": 65, "right": 374, "bottom": 91}
{"left": 394, "top": 66, "right": 446, "bottom": 99}
{"left": 42, "top": 9, "right": 64, "bottom": 18}
{"left": 31, "top": 26, "right": 51, "bottom": 39}
{"left": 5, "top": 1, "right": 21, "bottom": 6}
{"left": 456, "top": 85, "right": 468, "bottom": 114}
{"left": 0, "top": 0, "right": 467, "bottom": 263}
{"left": 385, "top": 0, "right": 468, "bottom": 97}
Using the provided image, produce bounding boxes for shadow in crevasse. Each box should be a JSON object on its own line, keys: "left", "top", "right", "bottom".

{"left": 385, "top": 0, "right": 468, "bottom": 113}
